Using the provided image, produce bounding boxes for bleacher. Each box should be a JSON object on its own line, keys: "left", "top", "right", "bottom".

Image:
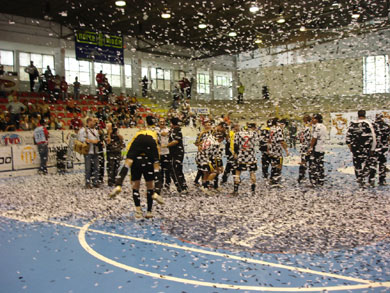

{"left": 0, "top": 92, "right": 163, "bottom": 130}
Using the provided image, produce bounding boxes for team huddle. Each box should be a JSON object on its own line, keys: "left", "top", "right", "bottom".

{"left": 107, "top": 110, "right": 390, "bottom": 219}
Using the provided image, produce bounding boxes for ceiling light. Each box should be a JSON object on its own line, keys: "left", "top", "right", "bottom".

{"left": 161, "top": 9, "right": 171, "bottom": 19}
{"left": 332, "top": 1, "right": 340, "bottom": 7}
{"left": 198, "top": 23, "right": 207, "bottom": 29}
{"left": 115, "top": 0, "right": 126, "bottom": 7}
{"left": 300, "top": 25, "right": 306, "bottom": 31}
{"left": 254, "top": 39, "right": 262, "bottom": 44}
{"left": 249, "top": 5, "right": 260, "bottom": 13}
{"left": 276, "top": 16, "right": 286, "bottom": 24}
{"left": 352, "top": 10, "right": 360, "bottom": 19}
{"left": 228, "top": 31, "right": 237, "bottom": 37}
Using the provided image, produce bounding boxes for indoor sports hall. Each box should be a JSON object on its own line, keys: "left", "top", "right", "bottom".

{"left": 1, "top": 1, "right": 390, "bottom": 292}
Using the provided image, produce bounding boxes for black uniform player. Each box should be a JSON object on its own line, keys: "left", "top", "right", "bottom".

{"left": 346, "top": 110, "right": 376, "bottom": 187}
{"left": 369, "top": 113, "right": 390, "bottom": 186}
{"left": 298, "top": 115, "right": 312, "bottom": 183}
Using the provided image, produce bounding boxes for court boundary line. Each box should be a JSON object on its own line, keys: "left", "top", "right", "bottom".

{"left": 2, "top": 215, "right": 390, "bottom": 291}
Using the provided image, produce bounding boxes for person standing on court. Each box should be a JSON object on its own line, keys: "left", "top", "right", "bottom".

{"left": 308, "top": 114, "right": 327, "bottom": 187}
{"left": 298, "top": 114, "right": 312, "bottom": 184}
{"left": 25, "top": 61, "right": 39, "bottom": 92}
{"left": 237, "top": 82, "right": 245, "bottom": 104}
{"left": 109, "top": 116, "right": 164, "bottom": 218}
{"left": 78, "top": 117, "right": 100, "bottom": 188}
{"left": 33, "top": 119, "right": 49, "bottom": 175}
{"left": 346, "top": 110, "right": 376, "bottom": 187}
{"left": 369, "top": 113, "right": 390, "bottom": 186}
{"left": 168, "top": 117, "right": 188, "bottom": 194}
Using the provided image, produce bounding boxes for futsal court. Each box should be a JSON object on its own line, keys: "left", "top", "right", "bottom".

{"left": 1, "top": 146, "right": 390, "bottom": 292}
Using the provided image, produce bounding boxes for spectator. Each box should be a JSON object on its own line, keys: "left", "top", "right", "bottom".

{"left": 66, "top": 98, "right": 77, "bottom": 113}
{"left": 96, "top": 70, "right": 104, "bottom": 87}
{"left": 142, "top": 75, "right": 148, "bottom": 97}
{"left": 70, "top": 113, "right": 83, "bottom": 130}
{"left": 73, "top": 76, "right": 81, "bottom": 100}
{"left": 24, "top": 61, "right": 39, "bottom": 92}
{"left": 0, "top": 108, "right": 6, "bottom": 131}
{"left": 0, "top": 65, "right": 4, "bottom": 75}
{"left": 20, "top": 114, "right": 32, "bottom": 131}
{"left": 7, "top": 95, "right": 26, "bottom": 129}
{"left": 44, "top": 65, "right": 53, "bottom": 81}
{"left": 60, "top": 76, "right": 68, "bottom": 100}
{"left": 4, "top": 114, "right": 16, "bottom": 132}
{"left": 53, "top": 75, "right": 61, "bottom": 100}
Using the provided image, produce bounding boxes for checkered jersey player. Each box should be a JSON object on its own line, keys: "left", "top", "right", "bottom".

{"left": 298, "top": 115, "right": 312, "bottom": 183}
{"left": 233, "top": 123, "right": 260, "bottom": 195}
{"left": 267, "top": 118, "right": 289, "bottom": 186}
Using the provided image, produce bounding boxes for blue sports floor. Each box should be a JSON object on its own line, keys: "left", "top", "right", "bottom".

{"left": 1, "top": 146, "right": 390, "bottom": 292}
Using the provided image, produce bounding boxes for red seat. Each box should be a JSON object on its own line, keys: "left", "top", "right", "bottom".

{"left": 57, "top": 113, "right": 65, "bottom": 118}
{"left": 141, "top": 113, "right": 147, "bottom": 118}
{"left": 66, "top": 120, "right": 72, "bottom": 126}
{"left": 49, "top": 105, "right": 55, "bottom": 111}
{"left": 80, "top": 100, "right": 87, "bottom": 105}
{"left": 138, "top": 107, "right": 145, "bottom": 112}
{"left": 90, "top": 106, "right": 97, "bottom": 112}
{"left": 0, "top": 105, "right": 6, "bottom": 111}
{"left": 0, "top": 98, "right": 7, "bottom": 103}
{"left": 56, "top": 106, "right": 64, "bottom": 111}
{"left": 66, "top": 112, "right": 74, "bottom": 118}
{"left": 82, "top": 106, "right": 89, "bottom": 112}
{"left": 51, "top": 113, "right": 57, "bottom": 118}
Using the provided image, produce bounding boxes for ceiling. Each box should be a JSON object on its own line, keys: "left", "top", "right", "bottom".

{"left": 0, "top": 0, "right": 389, "bottom": 59}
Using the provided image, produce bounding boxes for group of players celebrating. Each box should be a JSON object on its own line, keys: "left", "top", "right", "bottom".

{"left": 107, "top": 111, "right": 389, "bottom": 219}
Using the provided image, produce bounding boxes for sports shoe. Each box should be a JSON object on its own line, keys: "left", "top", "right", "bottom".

{"left": 135, "top": 207, "right": 143, "bottom": 219}
{"left": 145, "top": 211, "right": 153, "bottom": 219}
{"left": 152, "top": 193, "right": 165, "bottom": 205}
{"left": 109, "top": 186, "right": 122, "bottom": 199}
{"left": 201, "top": 187, "right": 212, "bottom": 196}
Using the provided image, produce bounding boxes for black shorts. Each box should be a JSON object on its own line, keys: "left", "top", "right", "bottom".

{"left": 131, "top": 156, "right": 155, "bottom": 181}
{"left": 270, "top": 156, "right": 283, "bottom": 166}
{"left": 237, "top": 163, "right": 257, "bottom": 172}
{"left": 215, "top": 159, "right": 223, "bottom": 168}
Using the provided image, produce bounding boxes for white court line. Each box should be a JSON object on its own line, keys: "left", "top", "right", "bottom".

{"left": 2, "top": 215, "right": 390, "bottom": 291}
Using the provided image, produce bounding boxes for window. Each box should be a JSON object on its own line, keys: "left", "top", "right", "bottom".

{"left": 363, "top": 55, "right": 390, "bottom": 94}
{"left": 19, "top": 52, "right": 55, "bottom": 81}
{"left": 124, "top": 64, "right": 132, "bottom": 88}
{"left": 94, "top": 62, "right": 121, "bottom": 88}
{"left": 0, "top": 50, "right": 14, "bottom": 72}
{"left": 197, "top": 71, "right": 210, "bottom": 94}
{"left": 65, "top": 57, "right": 91, "bottom": 85}
{"left": 150, "top": 67, "right": 170, "bottom": 91}
{"left": 214, "top": 71, "right": 233, "bottom": 99}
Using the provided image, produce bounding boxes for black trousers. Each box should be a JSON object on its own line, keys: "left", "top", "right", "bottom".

{"left": 29, "top": 75, "right": 35, "bottom": 92}
{"left": 309, "top": 151, "right": 325, "bottom": 186}
{"left": 369, "top": 150, "right": 387, "bottom": 184}
{"left": 170, "top": 154, "right": 187, "bottom": 192}
{"left": 222, "top": 155, "right": 235, "bottom": 182}
{"left": 270, "top": 156, "right": 283, "bottom": 184}
{"left": 155, "top": 154, "right": 172, "bottom": 193}
{"left": 98, "top": 153, "right": 105, "bottom": 183}
{"left": 351, "top": 149, "right": 371, "bottom": 184}
{"left": 261, "top": 152, "right": 272, "bottom": 179}
{"left": 107, "top": 151, "right": 121, "bottom": 186}
{"left": 298, "top": 154, "right": 310, "bottom": 182}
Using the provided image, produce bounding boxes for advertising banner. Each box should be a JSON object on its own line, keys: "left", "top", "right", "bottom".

{"left": 191, "top": 107, "right": 210, "bottom": 115}
{"left": 13, "top": 145, "right": 39, "bottom": 170}
{"left": 0, "top": 146, "right": 12, "bottom": 172}
{"left": 75, "top": 31, "right": 124, "bottom": 65}
{"left": 330, "top": 110, "right": 390, "bottom": 144}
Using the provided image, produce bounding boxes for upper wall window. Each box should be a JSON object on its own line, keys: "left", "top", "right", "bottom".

{"left": 19, "top": 52, "right": 55, "bottom": 81}
{"left": 65, "top": 57, "right": 91, "bottom": 85}
{"left": 124, "top": 64, "right": 132, "bottom": 88}
{"left": 0, "top": 50, "right": 14, "bottom": 72}
{"left": 363, "top": 55, "right": 390, "bottom": 94}
{"left": 150, "top": 67, "right": 170, "bottom": 91}
{"left": 197, "top": 71, "right": 210, "bottom": 94}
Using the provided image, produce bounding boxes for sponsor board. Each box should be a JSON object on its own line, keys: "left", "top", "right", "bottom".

{"left": 0, "top": 130, "right": 64, "bottom": 147}
{"left": 191, "top": 107, "right": 210, "bottom": 115}
{"left": 330, "top": 110, "right": 390, "bottom": 144}
{"left": 0, "top": 146, "right": 12, "bottom": 172}
{"left": 0, "top": 133, "right": 24, "bottom": 146}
